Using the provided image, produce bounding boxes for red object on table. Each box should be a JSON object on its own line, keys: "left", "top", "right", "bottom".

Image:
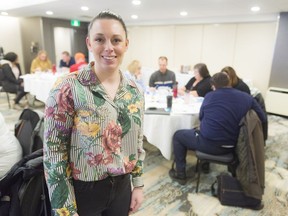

{"left": 52, "top": 64, "right": 56, "bottom": 74}
{"left": 173, "top": 82, "right": 178, "bottom": 98}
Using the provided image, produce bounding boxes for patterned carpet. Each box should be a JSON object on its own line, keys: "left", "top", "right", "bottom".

{"left": 0, "top": 93, "right": 287, "bottom": 216}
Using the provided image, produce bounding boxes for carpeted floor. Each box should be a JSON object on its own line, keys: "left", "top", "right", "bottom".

{"left": 1, "top": 93, "right": 287, "bottom": 216}
{"left": 135, "top": 116, "right": 288, "bottom": 216}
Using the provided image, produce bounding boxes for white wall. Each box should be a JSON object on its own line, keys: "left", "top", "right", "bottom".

{"left": 54, "top": 27, "right": 73, "bottom": 67}
{"left": 123, "top": 22, "right": 277, "bottom": 95}
{"left": 0, "top": 16, "right": 277, "bottom": 95}
{"left": 0, "top": 16, "right": 24, "bottom": 71}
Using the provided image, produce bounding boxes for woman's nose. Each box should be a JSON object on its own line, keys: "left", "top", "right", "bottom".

{"left": 104, "top": 40, "right": 113, "bottom": 51}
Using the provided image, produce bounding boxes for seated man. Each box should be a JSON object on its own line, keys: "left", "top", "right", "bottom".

{"left": 59, "top": 51, "right": 75, "bottom": 69}
{"left": 169, "top": 72, "right": 266, "bottom": 185}
{"left": 149, "top": 56, "right": 176, "bottom": 89}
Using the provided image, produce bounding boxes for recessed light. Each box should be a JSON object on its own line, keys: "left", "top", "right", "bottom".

{"left": 131, "top": 14, "right": 138, "bottom": 19}
{"left": 81, "top": 6, "right": 89, "bottom": 11}
{"left": 180, "top": 11, "right": 188, "bottom": 16}
{"left": 46, "top": 11, "right": 53, "bottom": 15}
{"left": 1, "top": 12, "right": 8, "bottom": 16}
{"left": 251, "top": 6, "right": 260, "bottom": 12}
{"left": 132, "top": 0, "right": 141, "bottom": 6}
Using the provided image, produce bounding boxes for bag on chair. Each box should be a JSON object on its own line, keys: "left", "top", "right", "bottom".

{"left": 15, "top": 109, "right": 44, "bottom": 157}
{"left": 211, "top": 173, "right": 262, "bottom": 209}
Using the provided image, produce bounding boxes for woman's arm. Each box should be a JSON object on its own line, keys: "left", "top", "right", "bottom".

{"left": 43, "top": 77, "right": 78, "bottom": 216}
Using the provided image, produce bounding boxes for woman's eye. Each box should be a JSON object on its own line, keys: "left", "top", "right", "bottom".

{"left": 113, "top": 38, "right": 122, "bottom": 44}
{"left": 95, "top": 38, "right": 103, "bottom": 43}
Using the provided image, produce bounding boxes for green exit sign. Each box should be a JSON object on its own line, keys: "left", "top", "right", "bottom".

{"left": 71, "top": 20, "right": 81, "bottom": 27}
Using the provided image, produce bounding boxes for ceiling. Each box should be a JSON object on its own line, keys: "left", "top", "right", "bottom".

{"left": 1, "top": 0, "right": 288, "bottom": 25}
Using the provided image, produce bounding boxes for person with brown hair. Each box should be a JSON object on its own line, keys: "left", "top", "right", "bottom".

{"left": 59, "top": 51, "right": 75, "bottom": 69}
{"left": 44, "top": 11, "right": 145, "bottom": 216}
{"left": 149, "top": 56, "right": 176, "bottom": 89}
{"left": 221, "top": 66, "right": 250, "bottom": 94}
{"left": 179, "top": 63, "right": 212, "bottom": 97}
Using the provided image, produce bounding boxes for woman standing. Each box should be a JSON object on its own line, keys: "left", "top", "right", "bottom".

{"left": 43, "top": 11, "right": 145, "bottom": 216}
{"left": 1, "top": 52, "right": 27, "bottom": 109}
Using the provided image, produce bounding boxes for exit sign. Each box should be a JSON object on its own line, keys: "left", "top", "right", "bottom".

{"left": 71, "top": 20, "right": 81, "bottom": 27}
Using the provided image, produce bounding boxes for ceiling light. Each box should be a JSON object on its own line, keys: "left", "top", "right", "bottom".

{"left": 131, "top": 14, "right": 138, "bottom": 19}
{"left": 1, "top": 12, "right": 9, "bottom": 16}
{"left": 180, "top": 11, "right": 188, "bottom": 16}
{"left": 46, "top": 11, "right": 53, "bottom": 15}
{"left": 251, "top": 6, "right": 260, "bottom": 12}
{"left": 81, "top": 6, "right": 89, "bottom": 11}
{"left": 132, "top": 0, "right": 141, "bottom": 6}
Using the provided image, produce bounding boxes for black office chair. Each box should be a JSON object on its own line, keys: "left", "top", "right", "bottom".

{"left": 195, "top": 149, "right": 238, "bottom": 193}
{"left": 0, "top": 83, "right": 14, "bottom": 108}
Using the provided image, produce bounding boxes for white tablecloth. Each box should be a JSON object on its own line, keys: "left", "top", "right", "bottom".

{"left": 144, "top": 113, "right": 200, "bottom": 160}
{"left": 21, "top": 72, "right": 67, "bottom": 103}
{"left": 144, "top": 91, "right": 202, "bottom": 160}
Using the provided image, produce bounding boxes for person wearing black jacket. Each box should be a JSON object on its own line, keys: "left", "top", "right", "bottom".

{"left": 1, "top": 52, "right": 27, "bottom": 109}
{"left": 221, "top": 66, "right": 250, "bottom": 94}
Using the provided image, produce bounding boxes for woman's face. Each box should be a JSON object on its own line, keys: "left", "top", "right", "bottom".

{"left": 39, "top": 53, "right": 47, "bottom": 61}
{"left": 194, "top": 68, "right": 201, "bottom": 80}
{"left": 135, "top": 65, "right": 142, "bottom": 76}
{"left": 86, "top": 19, "right": 129, "bottom": 73}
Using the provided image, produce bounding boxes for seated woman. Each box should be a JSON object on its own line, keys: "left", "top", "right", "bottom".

{"left": 221, "top": 66, "right": 250, "bottom": 94}
{"left": 0, "top": 112, "right": 22, "bottom": 178}
{"left": 1, "top": 52, "right": 27, "bottom": 109}
{"left": 30, "top": 50, "right": 52, "bottom": 73}
{"left": 179, "top": 63, "right": 212, "bottom": 97}
{"left": 124, "top": 60, "right": 145, "bottom": 90}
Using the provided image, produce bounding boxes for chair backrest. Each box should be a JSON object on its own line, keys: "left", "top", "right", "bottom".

{"left": 0, "top": 67, "right": 4, "bottom": 86}
{"left": 15, "top": 109, "right": 41, "bottom": 157}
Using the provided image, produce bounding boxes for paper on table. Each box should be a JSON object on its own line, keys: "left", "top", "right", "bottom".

{"left": 171, "top": 102, "right": 202, "bottom": 115}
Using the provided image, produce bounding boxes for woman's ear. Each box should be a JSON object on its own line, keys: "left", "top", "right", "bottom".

{"left": 86, "top": 36, "right": 92, "bottom": 51}
{"left": 125, "top": 39, "right": 129, "bottom": 52}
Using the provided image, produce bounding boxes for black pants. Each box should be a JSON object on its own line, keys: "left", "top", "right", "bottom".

{"left": 73, "top": 174, "right": 131, "bottom": 216}
{"left": 3, "top": 82, "right": 27, "bottom": 104}
{"left": 14, "top": 85, "right": 27, "bottom": 104}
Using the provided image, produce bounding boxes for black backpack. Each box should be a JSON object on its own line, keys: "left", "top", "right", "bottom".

{"left": 0, "top": 149, "right": 51, "bottom": 216}
{"left": 15, "top": 109, "right": 44, "bottom": 157}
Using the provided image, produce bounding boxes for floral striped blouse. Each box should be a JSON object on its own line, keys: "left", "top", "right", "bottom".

{"left": 43, "top": 62, "right": 145, "bottom": 215}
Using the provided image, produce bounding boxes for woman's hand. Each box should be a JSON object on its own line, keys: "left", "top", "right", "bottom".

{"left": 129, "top": 187, "right": 144, "bottom": 214}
